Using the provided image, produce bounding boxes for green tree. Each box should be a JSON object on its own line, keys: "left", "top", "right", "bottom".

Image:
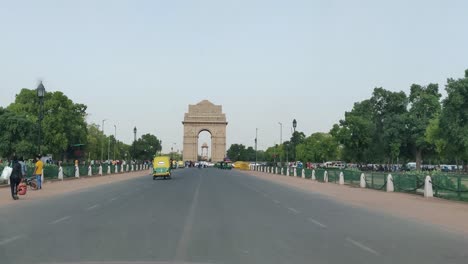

{"left": 296, "top": 133, "right": 340, "bottom": 162}
{"left": 132, "top": 133, "right": 162, "bottom": 160}
{"left": 264, "top": 144, "right": 282, "bottom": 163}
{"left": 439, "top": 69, "right": 468, "bottom": 167}
{"left": 290, "top": 131, "right": 306, "bottom": 161}
{"left": 226, "top": 144, "right": 246, "bottom": 162}
{"left": 86, "top": 123, "right": 107, "bottom": 161}
{"left": 8, "top": 89, "right": 88, "bottom": 159}
{"left": 407, "top": 83, "right": 441, "bottom": 169}
{"left": 370, "top": 88, "right": 409, "bottom": 163}
{"left": 331, "top": 99, "right": 375, "bottom": 163}
{"left": 425, "top": 115, "right": 448, "bottom": 163}
{"left": 0, "top": 107, "right": 36, "bottom": 158}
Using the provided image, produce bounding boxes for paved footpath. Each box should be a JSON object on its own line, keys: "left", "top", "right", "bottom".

{"left": 0, "top": 168, "right": 467, "bottom": 264}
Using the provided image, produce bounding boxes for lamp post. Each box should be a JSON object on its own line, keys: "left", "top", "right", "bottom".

{"left": 101, "top": 119, "right": 106, "bottom": 162}
{"left": 133, "top": 127, "right": 137, "bottom": 160}
{"left": 292, "top": 119, "right": 297, "bottom": 161}
{"left": 255, "top": 128, "right": 258, "bottom": 166}
{"left": 113, "top": 125, "right": 117, "bottom": 160}
{"left": 278, "top": 122, "right": 283, "bottom": 165}
{"left": 36, "top": 81, "right": 46, "bottom": 154}
{"left": 171, "top": 143, "right": 176, "bottom": 159}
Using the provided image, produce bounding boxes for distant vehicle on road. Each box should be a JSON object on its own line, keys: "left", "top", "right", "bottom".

{"left": 177, "top": 160, "right": 185, "bottom": 168}
{"left": 153, "top": 156, "right": 171, "bottom": 180}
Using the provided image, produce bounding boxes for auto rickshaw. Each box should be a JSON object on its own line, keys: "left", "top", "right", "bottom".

{"left": 177, "top": 160, "right": 185, "bottom": 168}
{"left": 153, "top": 156, "right": 171, "bottom": 180}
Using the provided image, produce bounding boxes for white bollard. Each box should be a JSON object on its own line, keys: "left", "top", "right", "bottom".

{"left": 424, "top": 175, "right": 433, "bottom": 198}
{"left": 88, "top": 165, "right": 92, "bottom": 176}
{"left": 386, "top": 174, "right": 394, "bottom": 192}
{"left": 121, "top": 165, "right": 124, "bottom": 173}
{"left": 75, "top": 165, "right": 80, "bottom": 178}
{"left": 126, "top": 164, "right": 129, "bottom": 172}
{"left": 98, "top": 165, "right": 103, "bottom": 176}
{"left": 107, "top": 165, "right": 111, "bottom": 174}
{"left": 131, "top": 164, "right": 134, "bottom": 171}
{"left": 281, "top": 168, "right": 284, "bottom": 175}
{"left": 58, "top": 166, "right": 64, "bottom": 180}
{"left": 312, "top": 170, "right": 316, "bottom": 180}
{"left": 360, "top": 173, "right": 366, "bottom": 188}
{"left": 275, "top": 167, "right": 278, "bottom": 174}
{"left": 339, "top": 172, "right": 344, "bottom": 185}
{"left": 286, "top": 167, "right": 290, "bottom": 176}
{"left": 324, "top": 171, "right": 328, "bottom": 183}
{"left": 293, "top": 168, "right": 297, "bottom": 177}
{"left": 302, "top": 169, "right": 305, "bottom": 179}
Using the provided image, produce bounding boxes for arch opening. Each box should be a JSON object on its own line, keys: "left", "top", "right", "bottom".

{"left": 198, "top": 130, "right": 212, "bottom": 162}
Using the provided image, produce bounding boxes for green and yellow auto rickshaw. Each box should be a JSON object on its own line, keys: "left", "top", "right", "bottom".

{"left": 153, "top": 156, "right": 171, "bottom": 180}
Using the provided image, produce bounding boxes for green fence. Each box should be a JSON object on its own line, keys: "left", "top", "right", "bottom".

{"left": 265, "top": 166, "right": 468, "bottom": 202}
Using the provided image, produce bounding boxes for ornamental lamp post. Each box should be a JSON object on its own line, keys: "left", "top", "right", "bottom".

{"left": 292, "top": 119, "right": 297, "bottom": 161}
{"left": 36, "top": 81, "right": 46, "bottom": 154}
{"left": 133, "top": 127, "right": 137, "bottom": 160}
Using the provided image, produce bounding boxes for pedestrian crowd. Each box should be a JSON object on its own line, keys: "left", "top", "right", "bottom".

{"left": 1, "top": 154, "right": 44, "bottom": 200}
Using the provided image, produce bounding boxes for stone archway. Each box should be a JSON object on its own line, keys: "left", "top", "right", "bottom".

{"left": 182, "top": 100, "right": 228, "bottom": 162}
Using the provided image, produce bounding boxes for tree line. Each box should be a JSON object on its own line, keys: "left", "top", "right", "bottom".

{"left": 0, "top": 88, "right": 162, "bottom": 162}
{"left": 256, "top": 69, "right": 468, "bottom": 170}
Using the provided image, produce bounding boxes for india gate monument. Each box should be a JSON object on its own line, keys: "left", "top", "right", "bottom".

{"left": 182, "top": 100, "right": 228, "bottom": 162}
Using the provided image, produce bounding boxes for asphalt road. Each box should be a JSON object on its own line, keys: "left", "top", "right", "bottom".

{"left": 0, "top": 168, "right": 467, "bottom": 264}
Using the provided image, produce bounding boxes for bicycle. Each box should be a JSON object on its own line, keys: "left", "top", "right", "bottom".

{"left": 24, "top": 176, "right": 38, "bottom": 190}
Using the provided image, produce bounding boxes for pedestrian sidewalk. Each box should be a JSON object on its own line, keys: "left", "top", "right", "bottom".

{"left": 244, "top": 170, "right": 468, "bottom": 235}
{"left": 0, "top": 171, "right": 149, "bottom": 208}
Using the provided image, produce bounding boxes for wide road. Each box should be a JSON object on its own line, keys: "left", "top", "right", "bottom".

{"left": 1, "top": 168, "right": 467, "bottom": 264}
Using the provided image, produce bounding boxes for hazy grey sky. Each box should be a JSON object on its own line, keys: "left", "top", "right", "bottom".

{"left": 1, "top": 0, "right": 467, "bottom": 153}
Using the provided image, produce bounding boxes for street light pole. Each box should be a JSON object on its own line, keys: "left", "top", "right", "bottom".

{"left": 113, "top": 124, "right": 117, "bottom": 160}
{"left": 101, "top": 119, "right": 106, "bottom": 161}
{"left": 255, "top": 128, "right": 258, "bottom": 166}
{"left": 278, "top": 122, "right": 282, "bottom": 164}
{"left": 36, "top": 81, "right": 46, "bottom": 154}
{"left": 292, "top": 119, "right": 297, "bottom": 161}
{"left": 133, "top": 127, "right": 137, "bottom": 160}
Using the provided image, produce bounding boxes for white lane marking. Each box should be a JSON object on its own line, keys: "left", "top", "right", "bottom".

{"left": 0, "top": 235, "right": 24, "bottom": 246}
{"left": 273, "top": 199, "right": 281, "bottom": 204}
{"left": 109, "top": 197, "right": 118, "bottom": 202}
{"left": 307, "top": 218, "right": 327, "bottom": 228}
{"left": 287, "top": 207, "right": 300, "bottom": 214}
{"left": 174, "top": 173, "right": 203, "bottom": 261}
{"left": 49, "top": 216, "right": 71, "bottom": 225}
{"left": 346, "top": 237, "right": 380, "bottom": 256}
{"left": 85, "top": 204, "right": 100, "bottom": 211}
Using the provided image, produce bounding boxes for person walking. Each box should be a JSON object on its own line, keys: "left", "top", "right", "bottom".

{"left": 33, "top": 155, "right": 44, "bottom": 190}
{"left": 10, "top": 156, "right": 23, "bottom": 200}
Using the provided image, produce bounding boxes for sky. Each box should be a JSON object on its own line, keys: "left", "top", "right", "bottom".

{"left": 1, "top": 0, "right": 468, "bottom": 154}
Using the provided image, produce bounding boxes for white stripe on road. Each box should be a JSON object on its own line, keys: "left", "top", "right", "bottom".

{"left": 287, "top": 207, "right": 300, "bottom": 214}
{"left": 0, "top": 235, "right": 24, "bottom": 246}
{"left": 307, "top": 218, "right": 327, "bottom": 228}
{"left": 49, "top": 216, "right": 71, "bottom": 225}
{"left": 346, "top": 237, "right": 380, "bottom": 256}
{"left": 85, "top": 204, "right": 100, "bottom": 211}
